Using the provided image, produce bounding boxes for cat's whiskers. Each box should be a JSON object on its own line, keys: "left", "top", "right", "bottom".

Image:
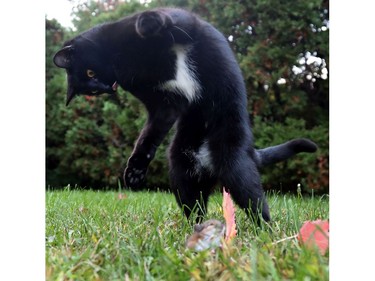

{"left": 172, "top": 25, "right": 193, "bottom": 41}
{"left": 168, "top": 31, "right": 176, "bottom": 44}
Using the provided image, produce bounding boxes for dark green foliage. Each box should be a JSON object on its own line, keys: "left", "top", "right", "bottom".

{"left": 253, "top": 117, "right": 329, "bottom": 193}
{"left": 46, "top": 82, "right": 171, "bottom": 189}
{"left": 46, "top": 0, "right": 328, "bottom": 192}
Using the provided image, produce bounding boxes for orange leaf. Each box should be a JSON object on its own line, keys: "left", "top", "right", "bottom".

{"left": 298, "top": 220, "right": 329, "bottom": 255}
{"left": 117, "top": 193, "right": 127, "bottom": 200}
{"left": 222, "top": 187, "right": 237, "bottom": 242}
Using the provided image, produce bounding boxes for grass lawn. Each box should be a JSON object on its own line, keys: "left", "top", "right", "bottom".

{"left": 46, "top": 189, "right": 329, "bottom": 280}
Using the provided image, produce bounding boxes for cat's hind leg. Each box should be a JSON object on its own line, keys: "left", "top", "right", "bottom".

{"left": 169, "top": 149, "right": 217, "bottom": 222}
{"left": 219, "top": 153, "right": 271, "bottom": 224}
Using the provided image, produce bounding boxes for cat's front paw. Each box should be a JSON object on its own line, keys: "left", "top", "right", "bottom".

{"left": 124, "top": 166, "right": 147, "bottom": 189}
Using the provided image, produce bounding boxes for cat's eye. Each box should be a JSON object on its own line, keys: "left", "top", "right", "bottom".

{"left": 87, "top": 69, "right": 95, "bottom": 78}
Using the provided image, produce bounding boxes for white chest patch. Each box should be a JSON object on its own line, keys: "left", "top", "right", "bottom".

{"left": 159, "top": 45, "right": 201, "bottom": 102}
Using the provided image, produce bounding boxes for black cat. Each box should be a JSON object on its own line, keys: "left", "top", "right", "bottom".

{"left": 53, "top": 8, "right": 317, "bottom": 223}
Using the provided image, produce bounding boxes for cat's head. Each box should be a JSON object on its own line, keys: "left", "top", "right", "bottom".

{"left": 53, "top": 36, "right": 119, "bottom": 106}
{"left": 53, "top": 8, "right": 186, "bottom": 106}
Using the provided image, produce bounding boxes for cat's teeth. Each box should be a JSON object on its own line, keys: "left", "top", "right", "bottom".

{"left": 112, "top": 81, "right": 118, "bottom": 91}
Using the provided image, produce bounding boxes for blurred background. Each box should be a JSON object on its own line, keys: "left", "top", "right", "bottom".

{"left": 46, "top": 0, "right": 329, "bottom": 193}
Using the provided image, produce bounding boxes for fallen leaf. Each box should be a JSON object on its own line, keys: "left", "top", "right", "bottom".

{"left": 118, "top": 193, "right": 127, "bottom": 200}
{"left": 298, "top": 220, "right": 329, "bottom": 255}
{"left": 78, "top": 206, "right": 88, "bottom": 213}
{"left": 92, "top": 233, "right": 98, "bottom": 243}
{"left": 222, "top": 187, "right": 237, "bottom": 243}
{"left": 46, "top": 235, "right": 55, "bottom": 243}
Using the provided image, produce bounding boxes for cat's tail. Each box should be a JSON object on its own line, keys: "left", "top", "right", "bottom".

{"left": 254, "top": 138, "right": 318, "bottom": 168}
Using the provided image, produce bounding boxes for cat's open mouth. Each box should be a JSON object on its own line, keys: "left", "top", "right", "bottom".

{"left": 66, "top": 81, "right": 119, "bottom": 106}
{"left": 91, "top": 82, "right": 118, "bottom": 94}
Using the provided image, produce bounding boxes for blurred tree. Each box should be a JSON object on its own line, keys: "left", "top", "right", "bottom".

{"left": 46, "top": 19, "right": 76, "bottom": 185}
{"left": 46, "top": 0, "right": 329, "bottom": 193}
{"left": 69, "top": 0, "right": 144, "bottom": 31}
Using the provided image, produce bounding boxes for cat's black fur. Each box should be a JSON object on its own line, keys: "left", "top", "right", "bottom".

{"left": 54, "top": 8, "right": 317, "bottom": 223}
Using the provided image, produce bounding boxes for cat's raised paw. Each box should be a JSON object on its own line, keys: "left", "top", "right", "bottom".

{"left": 124, "top": 166, "right": 147, "bottom": 188}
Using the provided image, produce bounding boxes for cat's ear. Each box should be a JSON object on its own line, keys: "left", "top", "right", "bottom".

{"left": 135, "top": 10, "right": 173, "bottom": 38}
{"left": 53, "top": 45, "right": 73, "bottom": 68}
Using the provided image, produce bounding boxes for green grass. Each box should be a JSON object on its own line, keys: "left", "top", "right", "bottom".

{"left": 46, "top": 189, "right": 329, "bottom": 280}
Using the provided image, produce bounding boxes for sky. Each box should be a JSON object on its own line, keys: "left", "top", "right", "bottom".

{"left": 45, "top": 0, "right": 75, "bottom": 28}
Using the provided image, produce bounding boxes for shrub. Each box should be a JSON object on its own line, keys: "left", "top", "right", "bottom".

{"left": 253, "top": 116, "right": 328, "bottom": 193}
